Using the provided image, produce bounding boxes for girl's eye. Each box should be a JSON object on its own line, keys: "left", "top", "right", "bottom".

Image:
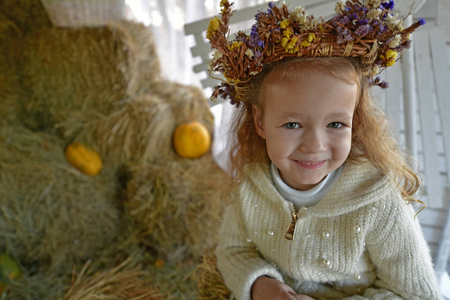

{"left": 328, "top": 122, "right": 343, "bottom": 129}
{"left": 284, "top": 122, "right": 300, "bottom": 129}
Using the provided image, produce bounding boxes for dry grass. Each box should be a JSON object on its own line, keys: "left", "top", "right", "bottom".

{"left": 0, "top": 125, "right": 121, "bottom": 273}
{"left": 125, "top": 156, "right": 230, "bottom": 263}
{"left": 63, "top": 258, "right": 164, "bottom": 300}
{"left": 196, "top": 252, "right": 231, "bottom": 300}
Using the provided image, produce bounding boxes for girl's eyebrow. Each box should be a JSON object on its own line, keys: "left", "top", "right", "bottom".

{"left": 327, "top": 112, "right": 353, "bottom": 119}
{"left": 275, "top": 111, "right": 353, "bottom": 120}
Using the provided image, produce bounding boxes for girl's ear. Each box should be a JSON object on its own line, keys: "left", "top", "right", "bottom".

{"left": 252, "top": 105, "right": 266, "bottom": 139}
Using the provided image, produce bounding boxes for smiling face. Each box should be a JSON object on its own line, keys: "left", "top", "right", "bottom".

{"left": 253, "top": 66, "right": 359, "bottom": 191}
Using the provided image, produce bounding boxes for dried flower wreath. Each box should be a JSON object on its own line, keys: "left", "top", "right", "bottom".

{"left": 206, "top": 0, "right": 426, "bottom": 105}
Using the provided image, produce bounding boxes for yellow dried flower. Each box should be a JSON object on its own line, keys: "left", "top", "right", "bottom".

{"left": 283, "top": 28, "right": 293, "bottom": 38}
{"left": 285, "top": 37, "right": 298, "bottom": 52}
{"left": 385, "top": 49, "right": 398, "bottom": 59}
{"left": 206, "top": 17, "right": 221, "bottom": 40}
{"left": 228, "top": 41, "right": 242, "bottom": 51}
{"left": 386, "top": 59, "right": 396, "bottom": 67}
{"left": 280, "top": 18, "right": 290, "bottom": 29}
{"left": 287, "top": 47, "right": 299, "bottom": 54}
{"left": 307, "top": 33, "right": 316, "bottom": 43}
{"left": 301, "top": 40, "right": 310, "bottom": 48}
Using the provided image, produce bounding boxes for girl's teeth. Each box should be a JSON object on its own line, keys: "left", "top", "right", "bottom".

{"left": 301, "top": 161, "right": 321, "bottom": 165}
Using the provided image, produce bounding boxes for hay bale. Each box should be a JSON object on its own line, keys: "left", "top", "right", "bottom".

{"left": 108, "top": 20, "right": 161, "bottom": 96}
{"left": 196, "top": 253, "right": 231, "bottom": 300}
{"left": 57, "top": 94, "right": 174, "bottom": 171}
{"left": 0, "top": 0, "right": 51, "bottom": 35}
{"left": 125, "top": 155, "right": 230, "bottom": 263}
{"left": 0, "top": 125, "right": 122, "bottom": 273}
{"left": 19, "top": 26, "right": 127, "bottom": 130}
{"left": 0, "top": 8, "right": 26, "bottom": 126}
{"left": 18, "top": 19, "right": 161, "bottom": 132}
{"left": 0, "top": 41, "right": 23, "bottom": 126}
{"left": 59, "top": 82, "right": 214, "bottom": 169}
{"left": 63, "top": 258, "right": 164, "bottom": 300}
{"left": 152, "top": 81, "right": 215, "bottom": 126}
{"left": 1, "top": 268, "right": 67, "bottom": 300}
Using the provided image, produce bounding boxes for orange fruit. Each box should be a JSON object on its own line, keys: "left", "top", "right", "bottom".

{"left": 173, "top": 121, "right": 211, "bottom": 158}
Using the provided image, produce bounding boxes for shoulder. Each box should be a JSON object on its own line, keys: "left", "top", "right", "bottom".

{"left": 238, "top": 162, "right": 275, "bottom": 196}
{"left": 229, "top": 161, "right": 287, "bottom": 213}
{"left": 310, "top": 161, "right": 393, "bottom": 216}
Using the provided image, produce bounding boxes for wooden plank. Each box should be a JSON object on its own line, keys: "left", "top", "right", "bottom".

{"left": 402, "top": 16, "right": 419, "bottom": 161}
{"left": 437, "top": 0, "right": 450, "bottom": 25}
{"left": 429, "top": 25, "right": 450, "bottom": 277}
{"left": 430, "top": 26, "right": 450, "bottom": 177}
{"left": 422, "top": 225, "right": 443, "bottom": 245}
{"left": 418, "top": 207, "right": 449, "bottom": 227}
{"left": 414, "top": 28, "right": 443, "bottom": 208}
{"left": 184, "top": 0, "right": 336, "bottom": 35}
{"left": 384, "top": 59, "right": 403, "bottom": 141}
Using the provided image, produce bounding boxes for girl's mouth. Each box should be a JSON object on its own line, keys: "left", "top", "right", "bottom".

{"left": 295, "top": 160, "right": 326, "bottom": 169}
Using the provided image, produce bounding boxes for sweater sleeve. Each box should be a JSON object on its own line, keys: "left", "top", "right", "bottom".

{"left": 216, "top": 197, "right": 285, "bottom": 300}
{"left": 344, "top": 191, "right": 441, "bottom": 300}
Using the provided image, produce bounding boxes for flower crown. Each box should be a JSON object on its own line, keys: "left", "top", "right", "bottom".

{"left": 206, "top": 0, "right": 426, "bottom": 105}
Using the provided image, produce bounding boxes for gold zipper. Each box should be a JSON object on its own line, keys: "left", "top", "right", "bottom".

{"left": 284, "top": 206, "right": 307, "bottom": 240}
{"left": 284, "top": 212, "right": 299, "bottom": 240}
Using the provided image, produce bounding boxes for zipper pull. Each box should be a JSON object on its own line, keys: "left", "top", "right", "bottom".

{"left": 284, "top": 212, "right": 299, "bottom": 240}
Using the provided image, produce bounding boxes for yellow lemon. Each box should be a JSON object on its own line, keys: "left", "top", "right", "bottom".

{"left": 173, "top": 121, "right": 211, "bottom": 159}
{"left": 64, "top": 142, "right": 103, "bottom": 176}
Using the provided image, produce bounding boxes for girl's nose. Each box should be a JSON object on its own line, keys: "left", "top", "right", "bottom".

{"left": 298, "top": 129, "right": 327, "bottom": 153}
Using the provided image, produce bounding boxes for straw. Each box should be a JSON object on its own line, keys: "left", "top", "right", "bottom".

{"left": 63, "top": 257, "right": 164, "bottom": 300}
{"left": 0, "top": 125, "right": 121, "bottom": 273}
{"left": 196, "top": 252, "right": 231, "bottom": 300}
{"left": 125, "top": 155, "right": 230, "bottom": 263}
{"left": 19, "top": 25, "right": 126, "bottom": 131}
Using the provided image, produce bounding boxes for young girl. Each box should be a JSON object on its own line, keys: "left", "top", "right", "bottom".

{"left": 207, "top": 1, "right": 440, "bottom": 299}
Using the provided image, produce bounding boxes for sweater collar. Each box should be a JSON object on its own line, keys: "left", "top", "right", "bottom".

{"left": 244, "top": 161, "right": 392, "bottom": 217}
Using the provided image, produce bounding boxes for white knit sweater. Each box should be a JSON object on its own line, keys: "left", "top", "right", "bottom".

{"left": 216, "top": 161, "right": 441, "bottom": 300}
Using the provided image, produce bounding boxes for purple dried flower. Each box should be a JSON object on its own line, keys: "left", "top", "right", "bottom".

{"left": 370, "top": 76, "right": 389, "bottom": 88}
{"left": 357, "top": 19, "right": 369, "bottom": 26}
{"left": 254, "top": 11, "right": 262, "bottom": 21}
{"left": 250, "top": 24, "right": 265, "bottom": 48}
{"left": 336, "top": 27, "right": 353, "bottom": 43}
{"left": 355, "top": 24, "right": 372, "bottom": 37}
{"left": 340, "top": 16, "right": 351, "bottom": 25}
{"left": 374, "top": 59, "right": 383, "bottom": 66}
{"left": 330, "top": 15, "right": 340, "bottom": 22}
{"left": 380, "top": 80, "right": 389, "bottom": 88}
{"left": 381, "top": 0, "right": 395, "bottom": 10}
{"left": 395, "top": 39, "right": 412, "bottom": 51}
{"left": 419, "top": 18, "right": 426, "bottom": 25}
{"left": 350, "top": 13, "right": 358, "bottom": 20}
{"left": 268, "top": 2, "right": 276, "bottom": 9}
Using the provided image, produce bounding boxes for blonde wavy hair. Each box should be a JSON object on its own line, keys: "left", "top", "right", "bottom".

{"left": 228, "top": 57, "right": 423, "bottom": 207}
